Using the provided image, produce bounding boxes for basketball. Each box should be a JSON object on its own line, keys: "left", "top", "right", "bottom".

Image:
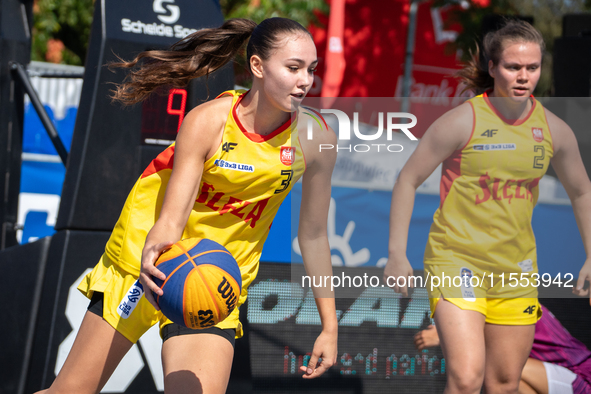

{"left": 152, "top": 238, "right": 242, "bottom": 329}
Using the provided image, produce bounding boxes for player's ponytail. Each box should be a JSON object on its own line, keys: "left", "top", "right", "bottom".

{"left": 111, "top": 17, "right": 311, "bottom": 105}
{"left": 110, "top": 18, "right": 256, "bottom": 104}
{"left": 456, "top": 19, "right": 545, "bottom": 95}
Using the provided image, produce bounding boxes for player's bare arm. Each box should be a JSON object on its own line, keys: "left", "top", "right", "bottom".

{"left": 297, "top": 122, "right": 338, "bottom": 378}
{"left": 141, "top": 97, "right": 233, "bottom": 308}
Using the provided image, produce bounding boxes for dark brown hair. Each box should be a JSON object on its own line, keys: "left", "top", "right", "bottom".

{"left": 110, "top": 17, "right": 311, "bottom": 105}
{"left": 456, "top": 19, "right": 545, "bottom": 95}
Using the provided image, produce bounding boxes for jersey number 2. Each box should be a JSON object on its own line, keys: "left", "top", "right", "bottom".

{"left": 533, "top": 145, "right": 545, "bottom": 169}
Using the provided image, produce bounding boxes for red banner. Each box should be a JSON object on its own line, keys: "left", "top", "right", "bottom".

{"left": 309, "top": 0, "right": 472, "bottom": 136}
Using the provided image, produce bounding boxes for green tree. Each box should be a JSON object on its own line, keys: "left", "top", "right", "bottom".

{"left": 32, "top": 0, "right": 94, "bottom": 65}
{"left": 31, "top": 0, "right": 327, "bottom": 68}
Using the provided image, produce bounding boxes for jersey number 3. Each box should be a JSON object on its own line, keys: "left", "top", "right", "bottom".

{"left": 275, "top": 170, "right": 293, "bottom": 194}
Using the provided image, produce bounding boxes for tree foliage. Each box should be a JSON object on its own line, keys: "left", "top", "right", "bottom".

{"left": 32, "top": 0, "right": 94, "bottom": 65}
{"left": 33, "top": 0, "right": 588, "bottom": 95}
{"left": 31, "top": 0, "right": 327, "bottom": 67}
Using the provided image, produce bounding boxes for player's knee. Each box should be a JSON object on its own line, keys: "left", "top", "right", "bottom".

{"left": 447, "top": 368, "right": 484, "bottom": 394}
{"left": 483, "top": 375, "right": 520, "bottom": 394}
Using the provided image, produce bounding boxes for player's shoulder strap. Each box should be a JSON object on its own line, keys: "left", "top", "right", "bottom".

{"left": 215, "top": 89, "right": 248, "bottom": 100}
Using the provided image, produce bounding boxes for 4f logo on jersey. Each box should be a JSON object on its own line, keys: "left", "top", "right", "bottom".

{"left": 222, "top": 142, "right": 237, "bottom": 152}
{"left": 481, "top": 129, "right": 497, "bottom": 137}
{"left": 532, "top": 127, "right": 544, "bottom": 142}
{"left": 280, "top": 146, "right": 296, "bottom": 166}
{"left": 523, "top": 305, "right": 537, "bottom": 315}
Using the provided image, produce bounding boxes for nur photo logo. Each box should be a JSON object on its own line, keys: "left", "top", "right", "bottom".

{"left": 301, "top": 106, "right": 419, "bottom": 153}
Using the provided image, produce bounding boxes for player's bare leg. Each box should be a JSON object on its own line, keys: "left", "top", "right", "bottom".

{"left": 434, "top": 298, "right": 487, "bottom": 394}
{"left": 162, "top": 333, "right": 234, "bottom": 394}
{"left": 39, "top": 311, "right": 133, "bottom": 394}
{"left": 483, "top": 323, "right": 535, "bottom": 394}
{"left": 519, "top": 358, "right": 548, "bottom": 394}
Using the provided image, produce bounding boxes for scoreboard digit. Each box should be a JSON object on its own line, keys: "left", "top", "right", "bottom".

{"left": 141, "top": 87, "right": 188, "bottom": 145}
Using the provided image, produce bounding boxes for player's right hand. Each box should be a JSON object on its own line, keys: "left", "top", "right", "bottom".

{"left": 140, "top": 241, "right": 173, "bottom": 310}
{"left": 383, "top": 254, "right": 414, "bottom": 297}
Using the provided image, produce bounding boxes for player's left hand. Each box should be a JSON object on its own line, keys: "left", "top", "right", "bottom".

{"left": 413, "top": 325, "right": 440, "bottom": 350}
{"left": 574, "top": 258, "right": 591, "bottom": 304}
{"left": 299, "top": 329, "right": 337, "bottom": 379}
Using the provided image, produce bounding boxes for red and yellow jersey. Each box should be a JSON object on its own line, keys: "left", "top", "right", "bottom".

{"left": 104, "top": 90, "right": 305, "bottom": 331}
{"left": 425, "top": 92, "right": 554, "bottom": 272}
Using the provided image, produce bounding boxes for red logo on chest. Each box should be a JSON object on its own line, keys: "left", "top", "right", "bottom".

{"left": 532, "top": 127, "right": 543, "bottom": 142}
{"left": 280, "top": 147, "right": 296, "bottom": 166}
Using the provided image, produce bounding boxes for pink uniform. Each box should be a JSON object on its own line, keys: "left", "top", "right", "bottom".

{"left": 531, "top": 305, "right": 591, "bottom": 393}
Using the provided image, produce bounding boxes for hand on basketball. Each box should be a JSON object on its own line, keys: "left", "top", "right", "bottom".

{"left": 574, "top": 258, "right": 591, "bottom": 303}
{"left": 300, "top": 329, "right": 337, "bottom": 379}
{"left": 140, "top": 240, "right": 174, "bottom": 310}
{"left": 414, "top": 325, "right": 440, "bottom": 350}
{"left": 383, "top": 254, "right": 414, "bottom": 297}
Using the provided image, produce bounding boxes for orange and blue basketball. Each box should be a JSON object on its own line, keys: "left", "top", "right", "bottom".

{"left": 152, "top": 238, "right": 242, "bottom": 329}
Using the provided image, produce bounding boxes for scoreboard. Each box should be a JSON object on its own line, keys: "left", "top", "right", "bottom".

{"left": 141, "top": 88, "right": 189, "bottom": 145}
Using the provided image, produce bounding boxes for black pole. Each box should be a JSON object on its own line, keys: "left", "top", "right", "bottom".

{"left": 16, "top": 237, "right": 50, "bottom": 394}
{"left": 10, "top": 62, "right": 68, "bottom": 165}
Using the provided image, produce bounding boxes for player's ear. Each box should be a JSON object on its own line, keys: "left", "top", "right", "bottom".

{"left": 250, "top": 55, "right": 264, "bottom": 79}
{"left": 488, "top": 60, "right": 496, "bottom": 79}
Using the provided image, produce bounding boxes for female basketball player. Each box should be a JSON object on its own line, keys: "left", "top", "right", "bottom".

{"left": 39, "top": 18, "right": 338, "bottom": 394}
{"left": 383, "top": 20, "right": 591, "bottom": 394}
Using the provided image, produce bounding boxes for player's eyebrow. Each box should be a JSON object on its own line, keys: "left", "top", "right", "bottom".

{"left": 286, "top": 58, "right": 319, "bottom": 66}
{"left": 503, "top": 61, "right": 541, "bottom": 67}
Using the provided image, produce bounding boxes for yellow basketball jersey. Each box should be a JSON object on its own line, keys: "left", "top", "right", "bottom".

{"left": 425, "top": 92, "right": 554, "bottom": 274}
{"left": 104, "top": 90, "right": 305, "bottom": 332}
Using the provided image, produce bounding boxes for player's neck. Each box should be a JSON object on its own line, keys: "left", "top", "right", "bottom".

{"left": 487, "top": 90, "right": 532, "bottom": 121}
{"left": 237, "top": 89, "right": 290, "bottom": 136}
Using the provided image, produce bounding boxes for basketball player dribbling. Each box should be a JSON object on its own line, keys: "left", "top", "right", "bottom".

{"left": 38, "top": 17, "right": 338, "bottom": 394}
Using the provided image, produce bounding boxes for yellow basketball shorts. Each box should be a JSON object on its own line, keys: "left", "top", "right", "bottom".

{"left": 77, "top": 254, "right": 243, "bottom": 343}
{"left": 424, "top": 261, "right": 542, "bottom": 325}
